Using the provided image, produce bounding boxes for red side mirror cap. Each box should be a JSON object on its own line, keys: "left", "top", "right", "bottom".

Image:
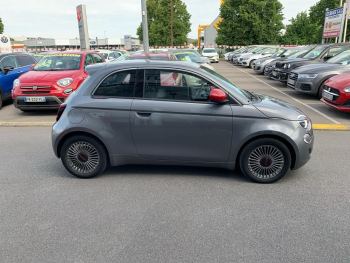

{"left": 209, "top": 88, "right": 228, "bottom": 103}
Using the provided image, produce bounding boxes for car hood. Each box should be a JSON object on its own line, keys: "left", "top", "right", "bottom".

{"left": 19, "top": 70, "right": 81, "bottom": 83}
{"left": 280, "top": 58, "right": 309, "bottom": 64}
{"left": 253, "top": 95, "right": 305, "bottom": 120}
{"left": 326, "top": 73, "right": 350, "bottom": 88}
{"left": 293, "top": 63, "right": 347, "bottom": 74}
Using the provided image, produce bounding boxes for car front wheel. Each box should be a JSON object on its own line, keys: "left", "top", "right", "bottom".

{"left": 239, "top": 138, "right": 291, "bottom": 183}
{"left": 60, "top": 135, "right": 108, "bottom": 178}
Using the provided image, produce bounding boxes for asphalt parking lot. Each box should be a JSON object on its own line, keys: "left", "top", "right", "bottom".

{"left": 0, "top": 62, "right": 349, "bottom": 262}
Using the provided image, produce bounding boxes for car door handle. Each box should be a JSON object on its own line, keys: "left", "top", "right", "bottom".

{"left": 136, "top": 112, "right": 152, "bottom": 117}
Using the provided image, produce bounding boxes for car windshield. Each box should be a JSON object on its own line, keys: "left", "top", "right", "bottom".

{"left": 288, "top": 48, "right": 312, "bottom": 58}
{"left": 327, "top": 50, "right": 350, "bottom": 65}
{"left": 203, "top": 49, "right": 216, "bottom": 53}
{"left": 303, "top": 46, "right": 327, "bottom": 59}
{"left": 34, "top": 54, "right": 82, "bottom": 71}
{"left": 175, "top": 53, "right": 202, "bottom": 63}
{"left": 201, "top": 66, "right": 256, "bottom": 102}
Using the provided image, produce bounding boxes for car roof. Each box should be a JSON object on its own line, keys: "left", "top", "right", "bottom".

{"left": 86, "top": 59, "right": 200, "bottom": 74}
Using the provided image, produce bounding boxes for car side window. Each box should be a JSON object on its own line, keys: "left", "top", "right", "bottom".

{"left": 16, "top": 55, "right": 36, "bottom": 67}
{"left": 85, "top": 54, "right": 94, "bottom": 66}
{"left": 144, "top": 69, "right": 213, "bottom": 102}
{"left": 1, "top": 56, "right": 17, "bottom": 69}
{"left": 92, "top": 54, "right": 104, "bottom": 64}
{"left": 94, "top": 70, "right": 136, "bottom": 98}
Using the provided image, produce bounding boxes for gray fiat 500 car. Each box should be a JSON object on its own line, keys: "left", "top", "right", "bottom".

{"left": 52, "top": 60, "right": 314, "bottom": 183}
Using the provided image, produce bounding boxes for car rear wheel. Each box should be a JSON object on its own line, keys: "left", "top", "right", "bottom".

{"left": 239, "top": 138, "right": 291, "bottom": 183}
{"left": 60, "top": 136, "right": 108, "bottom": 178}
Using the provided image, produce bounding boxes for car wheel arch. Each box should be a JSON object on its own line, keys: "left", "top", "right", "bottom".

{"left": 318, "top": 74, "right": 338, "bottom": 96}
{"left": 56, "top": 131, "right": 111, "bottom": 166}
{"left": 234, "top": 133, "right": 297, "bottom": 170}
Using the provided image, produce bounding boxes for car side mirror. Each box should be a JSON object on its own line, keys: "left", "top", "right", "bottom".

{"left": 3, "top": 66, "right": 14, "bottom": 74}
{"left": 323, "top": 55, "right": 332, "bottom": 61}
{"left": 209, "top": 88, "right": 228, "bottom": 104}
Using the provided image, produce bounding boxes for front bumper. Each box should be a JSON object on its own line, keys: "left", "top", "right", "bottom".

{"left": 321, "top": 98, "right": 350, "bottom": 112}
{"left": 14, "top": 96, "right": 64, "bottom": 110}
{"left": 271, "top": 68, "right": 289, "bottom": 82}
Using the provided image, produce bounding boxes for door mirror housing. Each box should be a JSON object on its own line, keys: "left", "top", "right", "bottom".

{"left": 3, "top": 66, "right": 14, "bottom": 74}
{"left": 209, "top": 88, "right": 228, "bottom": 104}
{"left": 323, "top": 55, "right": 332, "bottom": 61}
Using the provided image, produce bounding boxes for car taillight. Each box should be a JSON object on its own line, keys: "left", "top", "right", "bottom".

{"left": 56, "top": 104, "right": 67, "bottom": 121}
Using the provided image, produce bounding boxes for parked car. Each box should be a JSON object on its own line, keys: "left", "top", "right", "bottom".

{"left": 254, "top": 48, "right": 300, "bottom": 74}
{"left": 127, "top": 51, "right": 177, "bottom": 61}
{"left": 0, "top": 53, "right": 36, "bottom": 109}
{"left": 287, "top": 49, "right": 350, "bottom": 98}
{"left": 172, "top": 50, "right": 214, "bottom": 70}
{"left": 12, "top": 51, "right": 104, "bottom": 111}
{"left": 201, "top": 48, "right": 219, "bottom": 63}
{"left": 321, "top": 73, "right": 350, "bottom": 112}
{"left": 271, "top": 44, "right": 350, "bottom": 83}
{"left": 52, "top": 60, "right": 313, "bottom": 183}
{"left": 238, "top": 47, "right": 279, "bottom": 68}
{"left": 264, "top": 46, "right": 316, "bottom": 78}
{"left": 225, "top": 47, "right": 249, "bottom": 61}
{"left": 96, "top": 49, "right": 126, "bottom": 62}
{"left": 232, "top": 46, "right": 265, "bottom": 64}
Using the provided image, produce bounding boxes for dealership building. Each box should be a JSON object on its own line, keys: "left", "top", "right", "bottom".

{"left": 10, "top": 35, "right": 140, "bottom": 52}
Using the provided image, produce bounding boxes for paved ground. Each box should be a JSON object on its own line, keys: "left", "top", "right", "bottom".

{"left": 0, "top": 127, "right": 349, "bottom": 263}
{"left": 1, "top": 61, "right": 350, "bottom": 129}
{"left": 216, "top": 62, "right": 350, "bottom": 127}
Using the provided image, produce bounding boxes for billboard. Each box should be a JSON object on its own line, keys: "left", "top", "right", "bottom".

{"left": 76, "top": 4, "right": 90, "bottom": 50}
{"left": 323, "top": 7, "right": 345, "bottom": 38}
{"left": 0, "top": 34, "right": 12, "bottom": 53}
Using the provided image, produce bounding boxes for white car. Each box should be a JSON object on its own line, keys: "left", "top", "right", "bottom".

{"left": 96, "top": 49, "right": 126, "bottom": 62}
{"left": 202, "top": 48, "right": 219, "bottom": 63}
{"left": 238, "top": 47, "right": 279, "bottom": 68}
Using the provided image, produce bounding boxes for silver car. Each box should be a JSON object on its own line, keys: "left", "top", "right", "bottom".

{"left": 52, "top": 60, "right": 314, "bottom": 183}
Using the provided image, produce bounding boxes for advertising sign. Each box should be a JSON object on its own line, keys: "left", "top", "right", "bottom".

{"left": 0, "top": 34, "right": 12, "bottom": 53}
{"left": 76, "top": 4, "right": 90, "bottom": 50}
{"left": 323, "top": 7, "right": 345, "bottom": 38}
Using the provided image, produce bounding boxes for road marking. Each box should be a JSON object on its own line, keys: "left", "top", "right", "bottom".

{"left": 312, "top": 124, "right": 350, "bottom": 131}
{"left": 0, "top": 121, "right": 54, "bottom": 127}
{"left": 233, "top": 66, "right": 341, "bottom": 124}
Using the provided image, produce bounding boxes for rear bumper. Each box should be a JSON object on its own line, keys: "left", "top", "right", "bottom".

{"left": 14, "top": 96, "right": 64, "bottom": 110}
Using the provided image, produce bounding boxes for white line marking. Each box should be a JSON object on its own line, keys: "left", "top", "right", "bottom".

{"left": 233, "top": 66, "right": 340, "bottom": 124}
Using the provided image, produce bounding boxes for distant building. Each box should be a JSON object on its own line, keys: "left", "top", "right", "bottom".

{"left": 16, "top": 35, "right": 140, "bottom": 51}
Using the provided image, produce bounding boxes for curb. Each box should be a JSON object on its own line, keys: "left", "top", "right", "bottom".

{"left": 0, "top": 122, "right": 54, "bottom": 127}
{"left": 0, "top": 122, "right": 349, "bottom": 131}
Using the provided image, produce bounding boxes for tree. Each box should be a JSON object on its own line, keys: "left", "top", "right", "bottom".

{"left": 283, "top": 12, "right": 317, "bottom": 44}
{"left": 0, "top": 18, "right": 4, "bottom": 34}
{"left": 137, "top": 0, "right": 191, "bottom": 46}
{"left": 216, "top": 0, "right": 284, "bottom": 45}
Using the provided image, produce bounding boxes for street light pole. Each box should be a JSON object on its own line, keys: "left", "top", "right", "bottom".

{"left": 141, "top": 0, "right": 150, "bottom": 52}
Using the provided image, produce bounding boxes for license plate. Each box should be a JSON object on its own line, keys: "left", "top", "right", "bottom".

{"left": 288, "top": 79, "right": 295, "bottom": 86}
{"left": 322, "top": 91, "right": 333, "bottom": 101}
{"left": 25, "top": 97, "right": 46, "bottom": 103}
{"left": 272, "top": 71, "right": 277, "bottom": 77}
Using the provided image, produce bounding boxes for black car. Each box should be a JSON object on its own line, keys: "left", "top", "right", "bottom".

{"left": 271, "top": 44, "right": 350, "bottom": 83}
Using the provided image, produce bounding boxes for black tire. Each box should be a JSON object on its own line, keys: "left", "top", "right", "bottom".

{"left": 249, "top": 60, "right": 255, "bottom": 68}
{"left": 60, "top": 135, "right": 108, "bottom": 178}
{"left": 239, "top": 138, "right": 291, "bottom": 183}
{"left": 318, "top": 82, "right": 327, "bottom": 99}
{"left": 0, "top": 90, "right": 3, "bottom": 109}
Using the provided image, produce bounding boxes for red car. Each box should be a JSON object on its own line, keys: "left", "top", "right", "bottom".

{"left": 12, "top": 51, "right": 104, "bottom": 111}
{"left": 321, "top": 73, "right": 350, "bottom": 113}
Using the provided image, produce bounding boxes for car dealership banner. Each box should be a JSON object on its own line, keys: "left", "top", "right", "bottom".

{"left": 323, "top": 7, "right": 345, "bottom": 38}
{"left": 0, "top": 34, "right": 12, "bottom": 53}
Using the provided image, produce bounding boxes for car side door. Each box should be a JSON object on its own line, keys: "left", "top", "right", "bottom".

{"left": 0, "top": 55, "right": 20, "bottom": 99}
{"left": 130, "top": 68, "right": 233, "bottom": 163}
{"left": 88, "top": 69, "right": 143, "bottom": 160}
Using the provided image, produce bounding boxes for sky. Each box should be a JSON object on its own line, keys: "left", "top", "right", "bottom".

{"left": 0, "top": 0, "right": 318, "bottom": 39}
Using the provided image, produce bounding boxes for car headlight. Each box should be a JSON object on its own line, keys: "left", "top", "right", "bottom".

{"left": 13, "top": 79, "right": 20, "bottom": 88}
{"left": 344, "top": 87, "right": 350, "bottom": 93}
{"left": 298, "top": 115, "right": 312, "bottom": 131}
{"left": 57, "top": 78, "right": 73, "bottom": 87}
{"left": 299, "top": 73, "right": 318, "bottom": 79}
